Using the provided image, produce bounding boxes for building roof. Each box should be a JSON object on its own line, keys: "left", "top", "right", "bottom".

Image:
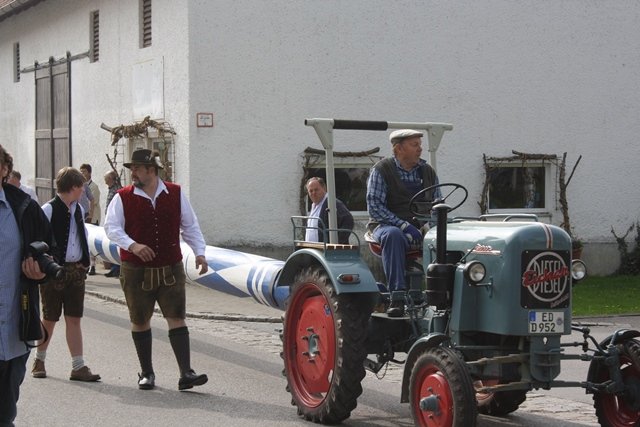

{"left": 0, "top": 0, "right": 44, "bottom": 23}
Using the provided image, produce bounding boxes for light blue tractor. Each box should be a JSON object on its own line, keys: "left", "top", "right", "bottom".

{"left": 277, "top": 119, "right": 640, "bottom": 427}
{"left": 88, "top": 118, "right": 640, "bottom": 427}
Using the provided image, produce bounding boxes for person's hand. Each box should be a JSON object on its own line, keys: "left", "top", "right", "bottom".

{"left": 195, "top": 255, "right": 208, "bottom": 275}
{"left": 129, "top": 243, "right": 156, "bottom": 262}
{"left": 22, "top": 257, "right": 46, "bottom": 281}
{"left": 402, "top": 222, "right": 422, "bottom": 247}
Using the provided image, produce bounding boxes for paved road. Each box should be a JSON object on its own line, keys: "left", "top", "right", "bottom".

{"left": 16, "top": 268, "right": 638, "bottom": 426}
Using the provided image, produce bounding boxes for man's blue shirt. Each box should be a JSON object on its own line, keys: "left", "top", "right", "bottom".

{"left": 0, "top": 188, "right": 26, "bottom": 360}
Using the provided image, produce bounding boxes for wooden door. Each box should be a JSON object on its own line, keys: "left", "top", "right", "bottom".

{"left": 34, "top": 56, "right": 71, "bottom": 202}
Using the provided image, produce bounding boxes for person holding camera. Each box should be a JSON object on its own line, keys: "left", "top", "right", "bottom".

{"left": 31, "top": 167, "right": 101, "bottom": 382}
{"left": 0, "top": 145, "right": 52, "bottom": 425}
{"left": 104, "top": 149, "right": 209, "bottom": 391}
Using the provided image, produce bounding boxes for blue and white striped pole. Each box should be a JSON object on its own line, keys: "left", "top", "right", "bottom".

{"left": 86, "top": 224, "right": 287, "bottom": 310}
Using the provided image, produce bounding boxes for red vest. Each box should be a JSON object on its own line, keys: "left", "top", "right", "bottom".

{"left": 119, "top": 182, "right": 182, "bottom": 267}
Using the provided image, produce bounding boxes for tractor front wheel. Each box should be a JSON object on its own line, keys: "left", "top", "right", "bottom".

{"left": 281, "top": 266, "right": 373, "bottom": 424}
{"left": 591, "top": 339, "right": 640, "bottom": 427}
{"left": 409, "top": 347, "right": 477, "bottom": 427}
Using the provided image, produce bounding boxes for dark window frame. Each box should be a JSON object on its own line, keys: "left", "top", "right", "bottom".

{"left": 90, "top": 10, "right": 100, "bottom": 63}
{"left": 13, "top": 42, "right": 20, "bottom": 82}
{"left": 140, "top": 0, "right": 152, "bottom": 48}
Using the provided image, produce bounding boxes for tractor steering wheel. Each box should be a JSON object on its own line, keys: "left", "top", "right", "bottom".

{"left": 409, "top": 182, "right": 469, "bottom": 217}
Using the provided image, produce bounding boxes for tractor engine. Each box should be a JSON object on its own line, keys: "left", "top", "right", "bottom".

{"left": 423, "top": 218, "right": 574, "bottom": 384}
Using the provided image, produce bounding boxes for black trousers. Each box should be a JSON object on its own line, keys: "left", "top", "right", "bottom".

{"left": 0, "top": 352, "right": 29, "bottom": 426}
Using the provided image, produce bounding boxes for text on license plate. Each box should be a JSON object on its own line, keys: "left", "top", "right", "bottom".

{"left": 528, "top": 311, "right": 563, "bottom": 334}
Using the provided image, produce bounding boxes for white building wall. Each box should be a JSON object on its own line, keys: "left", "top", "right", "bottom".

{"left": 187, "top": 0, "right": 640, "bottom": 274}
{"left": 2, "top": 1, "right": 639, "bottom": 274}
{"left": 0, "top": 0, "right": 190, "bottom": 202}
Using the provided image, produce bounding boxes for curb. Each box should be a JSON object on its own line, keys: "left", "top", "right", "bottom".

{"left": 85, "top": 290, "right": 282, "bottom": 323}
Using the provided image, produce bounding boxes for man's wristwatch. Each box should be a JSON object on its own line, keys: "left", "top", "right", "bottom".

{"left": 400, "top": 222, "right": 409, "bottom": 231}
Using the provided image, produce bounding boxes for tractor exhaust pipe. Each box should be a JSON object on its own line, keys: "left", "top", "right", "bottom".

{"left": 425, "top": 204, "right": 455, "bottom": 309}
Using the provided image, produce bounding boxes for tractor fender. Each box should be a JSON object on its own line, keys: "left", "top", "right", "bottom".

{"left": 275, "top": 248, "right": 380, "bottom": 295}
{"left": 400, "top": 332, "right": 450, "bottom": 403}
{"left": 597, "top": 329, "right": 640, "bottom": 347}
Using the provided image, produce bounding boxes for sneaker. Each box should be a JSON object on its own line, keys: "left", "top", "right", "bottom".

{"left": 31, "top": 358, "right": 46, "bottom": 378}
{"left": 70, "top": 366, "right": 101, "bottom": 382}
{"left": 88, "top": 266, "right": 96, "bottom": 276}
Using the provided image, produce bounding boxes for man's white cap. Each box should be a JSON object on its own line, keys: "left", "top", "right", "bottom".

{"left": 389, "top": 129, "right": 423, "bottom": 145}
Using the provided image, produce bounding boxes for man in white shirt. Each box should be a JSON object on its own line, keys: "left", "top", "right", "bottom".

{"left": 8, "top": 170, "right": 38, "bottom": 203}
{"left": 304, "top": 177, "right": 354, "bottom": 245}
{"left": 104, "top": 148, "right": 209, "bottom": 391}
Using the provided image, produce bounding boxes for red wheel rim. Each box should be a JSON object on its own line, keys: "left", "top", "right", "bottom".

{"left": 284, "top": 282, "right": 336, "bottom": 408}
{"left": 600, "top": 353, "right": 640, "bottom": 426}
{"left": 413, "top": 366, "right": 454, "bottom": 427}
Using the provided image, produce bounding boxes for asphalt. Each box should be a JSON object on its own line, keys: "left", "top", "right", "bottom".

{"left": 84, "top": 265, "right": 284, "bottom": 323}
{"left": 84, "top": 264, "right": 640, "bottom": 330}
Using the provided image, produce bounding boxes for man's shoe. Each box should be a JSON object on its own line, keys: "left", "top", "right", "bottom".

{"left": 387, "top": 290, "right": 407, "bottom": 317}
{"left": 88, "top": 266, "right": 96, "bottom": 276}
{"left": 138, "top": 372, "right": 156, "bottom": 390}
{"left": 178, "top": 370, "right": 208, "bottom": 390}
{"left": 386, "top": 300, "right": 405, "bottom": 317}
{"left": 31, "top": 358, "right": 46, "bottom": 378}
{"left": 70, "top": 366, "right": 101, "bottom": 382}
{"left": 104, "top": 269, "right": 119, "bottom": 278}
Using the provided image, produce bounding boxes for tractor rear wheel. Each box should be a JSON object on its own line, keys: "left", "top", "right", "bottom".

{"left": 591, "top": 339, "right": 640, "bottom": 427}
{"left": 409, "top": 347, "right": 477, "bottom": 427}
{"left": 281, "top": 266, "right": 373, "bottom": 424}
{"left": 475, "top": 379, "right": 527, "bottom": 416}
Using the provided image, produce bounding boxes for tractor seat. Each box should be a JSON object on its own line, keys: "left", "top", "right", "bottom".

{"left": 364, "top": 230, "right": 422, "bottom": 260}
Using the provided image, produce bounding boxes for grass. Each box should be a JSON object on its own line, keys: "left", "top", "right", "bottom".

{"left": 572, "top": 275, "right": 640, "bottom": 316}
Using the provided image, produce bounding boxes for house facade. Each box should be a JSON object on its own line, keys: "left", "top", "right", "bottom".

{"left": 1, "top": 0, "right": 639, "bottom": 275}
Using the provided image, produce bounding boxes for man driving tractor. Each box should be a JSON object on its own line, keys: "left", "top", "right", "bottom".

{"left": 366, "top": 129, "right": 441, "bottom": 317}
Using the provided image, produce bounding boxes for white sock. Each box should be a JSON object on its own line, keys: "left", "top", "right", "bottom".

{"left": 35, "top": 350, "right": 46, "bottom": 361}
{"left": 72, "top": 355, "right": 85, "bottom": 371}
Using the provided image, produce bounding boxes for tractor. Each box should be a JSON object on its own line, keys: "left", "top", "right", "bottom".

{"left": 277, "top": 119, "right": 640, "bottom": 427}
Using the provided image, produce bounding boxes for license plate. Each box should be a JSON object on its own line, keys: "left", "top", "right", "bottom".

{"left": 528, "top": 311, "right": 563, "bottom": 334}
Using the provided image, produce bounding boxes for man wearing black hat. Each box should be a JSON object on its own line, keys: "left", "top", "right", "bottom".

{"left": 366, "top": 130, "right": 441, "bottom": 317}
{"left": 104, "top": 148, "right": 209, "bottom": 391}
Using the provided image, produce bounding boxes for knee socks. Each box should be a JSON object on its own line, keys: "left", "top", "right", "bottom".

{"left": 168, "top": 326, "right": 191, "bottom": 375}
{"left": 132, "top": 329, "right": 153, "bottom": 375}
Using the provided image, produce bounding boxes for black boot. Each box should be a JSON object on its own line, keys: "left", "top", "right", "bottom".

{"left": 387, "top": 291, "right": 406, "bottom": 317}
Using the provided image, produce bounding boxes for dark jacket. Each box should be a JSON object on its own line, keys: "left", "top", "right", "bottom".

{"left": 317, "top": 198, "right": 354, "bottom": 245}
{"left": 3, "top": 183, "right": 52, "bottom": 343}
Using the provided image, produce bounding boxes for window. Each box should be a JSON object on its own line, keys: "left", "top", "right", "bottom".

{"left": 13, "top": 42, "right": 20, "bottom": 82}
{"left": 140, "top": 0, "right": 152, "bottom": 48}
{"left": 489, "top": 166, "right": 546, "bottom": 209}
{"left": 301, "top": 148, "right": 382, "bottom": 213}
{"left": 481, "top": 153, "right": 558, "bottom": 214}
{"left": 90, "top": 11, "right": 99, "bottom": 62}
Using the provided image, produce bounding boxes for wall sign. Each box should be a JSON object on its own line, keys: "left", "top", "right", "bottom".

{"left": 197, "top": 113, "right": 214, "bottom": 128}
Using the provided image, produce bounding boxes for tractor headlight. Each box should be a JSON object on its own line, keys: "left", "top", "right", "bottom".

{"left": 464, "top": 261, "right": 486, "bottom": 285}
{"left": 571, "top": 259, "right": 587, "bottom": 282}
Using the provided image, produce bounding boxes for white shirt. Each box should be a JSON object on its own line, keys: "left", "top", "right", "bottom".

{"left": 305, "top": 194, "right": 327, "bottom": 242}
{"left": 20, "top": 184, "right": 38, "bottom": 203}
{"left": 103, "top": 178, "right": 206, "bottom": 257}
{"left": 41, "top": 200, "right": 86, "bottom": 263}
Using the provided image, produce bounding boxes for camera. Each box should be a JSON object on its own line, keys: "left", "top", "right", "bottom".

{"left": 27, "top": 242, "right": 63, "bottom": 280}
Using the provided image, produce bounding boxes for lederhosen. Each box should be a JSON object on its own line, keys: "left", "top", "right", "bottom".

{"left": 118, "top": 183, "right": 186, "bottom": 324}
{"left": 40, "top": 197, "right": 89, "bottom": 320}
